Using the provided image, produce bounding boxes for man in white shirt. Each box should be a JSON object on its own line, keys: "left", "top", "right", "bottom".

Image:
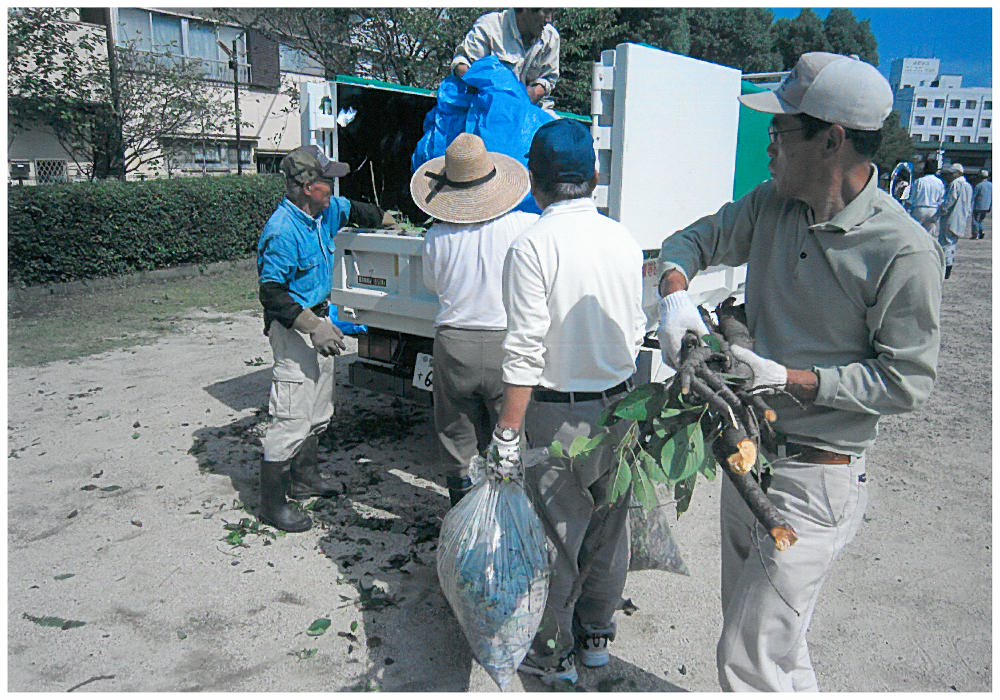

{"left": 410, "top": 133, "right": 535, "bottom": 505}
{"left": 939, "top": 162, "right": 974, "bottom": 278}
{"left": 909, "top": 157, "right": 946, "bottom": 237}
{"left": 488, "top": 119, "right": 646, "bottom": 686}
{"left": 452, "top": 9, "right": 559, "bottom": 110}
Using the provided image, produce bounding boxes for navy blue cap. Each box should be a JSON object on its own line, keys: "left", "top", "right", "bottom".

{"left": 527, "top": 120, "right": 596, "bottom": 184}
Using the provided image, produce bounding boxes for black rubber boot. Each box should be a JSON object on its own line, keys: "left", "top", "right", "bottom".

{"left": 289, "top": 434, "right": 340, "bottom": 499}
{"left": 446, "top": 475, "right": 475, "bottom": 507}
{"left": 259, "top": 459, "right": 312, "bottom": 532}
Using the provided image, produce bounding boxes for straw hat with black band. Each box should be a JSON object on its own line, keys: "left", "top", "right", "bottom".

{"left": 410, "top": 133, "right": 530, "bottom": 224}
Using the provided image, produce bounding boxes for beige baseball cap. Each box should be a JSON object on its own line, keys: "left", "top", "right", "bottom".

{"left": 739, "top": 52, "right": 892, "bottom": 131}
{"left": 943, "top": 162, "right": 964, "bottom": 174}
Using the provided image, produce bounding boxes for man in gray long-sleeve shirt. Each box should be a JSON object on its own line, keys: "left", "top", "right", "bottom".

{"left": 657, "top": 53, "right": 943, "bottom": 691}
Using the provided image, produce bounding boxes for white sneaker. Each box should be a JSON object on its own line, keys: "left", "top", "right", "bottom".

{"left": 578, "top": 632, "right": 611, "bottom": 668}
{"left": 518, "top": 653, "right": 578, "bottom": 686}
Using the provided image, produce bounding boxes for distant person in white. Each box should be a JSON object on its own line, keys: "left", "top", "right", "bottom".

{"left": 938, "top": 162, "right": 973, "bottom": 279}
{"left": 410, "top": 133, "right": 536, "bottom": 506}
{"left": 972, "top": 169, "right": 991, "bottom": 239}
{"left": 909, "top": 157, "right": 946, "bottom": 237}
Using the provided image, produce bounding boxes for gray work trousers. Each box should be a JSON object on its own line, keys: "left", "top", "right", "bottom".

{"left": 717, "top": 454, "right": 868, "bottom": 691}
{"left": 523, "top": 395, "right": 633, "bottom": 666}
{"left": 261, "top": 320, "right": 336, "bottom": 462}
{"left": 432, "top": 327, "right": 506, "bottom": 479}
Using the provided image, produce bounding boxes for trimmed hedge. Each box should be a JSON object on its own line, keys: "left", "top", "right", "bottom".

{"left": 8, "top": 174, "right": 286, "bottom": 286}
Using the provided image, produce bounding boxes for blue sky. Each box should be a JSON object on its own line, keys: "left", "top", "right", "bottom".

{"left": 770, "top": 8, "right": 992, "bottom": 87}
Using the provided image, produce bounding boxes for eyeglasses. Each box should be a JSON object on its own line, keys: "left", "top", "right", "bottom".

{"left": 767, "top": 125, "right": 807, "bottom": 144}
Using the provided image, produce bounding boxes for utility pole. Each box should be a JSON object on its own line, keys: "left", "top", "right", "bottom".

{"left": 219, "top": 37, "right": 243, "bottom": 175}
{"left": 104, "top": 8, "right": 126, "bottom": 180}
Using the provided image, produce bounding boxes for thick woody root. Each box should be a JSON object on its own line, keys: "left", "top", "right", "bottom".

{"left": 716, "top": 424, "right": 757, "bottom": 475}
{"left": 714, "top": 441, "right": 798, "bottom": 550}
{"left": 715, "top": 297, "right": 752, "bottom": 349}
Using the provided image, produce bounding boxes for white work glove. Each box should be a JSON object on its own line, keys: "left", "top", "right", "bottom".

{"left": 486, "top": 426, "right": 522, "bottom": 481}
{"left": 657, "top": 291, "right": 711, "bottom": 368}
{"left": 730, "top": 345, "right": 788, "bottom": 391}
{"left": 293, "top": 309, "right": 347, "bottom": 357}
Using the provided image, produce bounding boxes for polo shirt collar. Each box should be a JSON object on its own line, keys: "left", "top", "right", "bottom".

{"left": 280, "top": 197, "right": 319, "bottom": 226}
{"left": 810, "top": 165, "right": 880, "bottom": 233}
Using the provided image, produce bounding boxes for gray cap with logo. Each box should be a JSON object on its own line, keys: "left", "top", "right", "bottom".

{"left": 739, "top": 52, "right": 893, "bottom": 131}
{"left": 280, "top": 145, "right": 350, "bottom": 185}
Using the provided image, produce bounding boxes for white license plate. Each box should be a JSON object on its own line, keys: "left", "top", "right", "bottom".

{"left": 412, "top": 352, "right": 433, "bottom": 392}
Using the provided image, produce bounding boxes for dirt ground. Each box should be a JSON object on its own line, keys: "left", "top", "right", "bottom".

{"left": 7, "top": 235, "right": 991, "bottom": 692}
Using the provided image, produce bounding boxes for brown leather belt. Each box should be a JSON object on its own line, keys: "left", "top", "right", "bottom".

{"left": 786, "top": 442, "right": 852, "bottom": 465}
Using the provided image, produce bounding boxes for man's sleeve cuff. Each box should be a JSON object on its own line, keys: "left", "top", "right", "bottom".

{"left": 813, "top": 366, "right": 840, "bottom": 407}
{"left": 503, "top": 363, "right": 542, "bottom": 387}
{"left": 660, "top": 260, "right": 690, "bottom": 283}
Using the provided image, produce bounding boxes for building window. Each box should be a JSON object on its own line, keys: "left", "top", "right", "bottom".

{"left": 929, "top": 134, "right": 940, "bottom": 142}
{"left": 966, "top": 100, "right": 977, "bottom": 110}
{"left": 962, "top": 118, "right": 974, "bottom": 127}
{"left": 916, "top": 98, "right": 928, "bottom": 108}
{"left": 256, "top": 153, "right": 284, "bottom": 174}
{"left": 949, "top": 99, "right": 961, "bottom": 109}
{"left": 78, "top": 8, "right": 106, "bottom": 25}
{"left": 164, "top": 139, "right": 253, "bottom": 173}
{"left": 912, "top": 134, "right": 924, "bottom": 142}
{"left": 931, "top": 117, "right": 942, "bottom": 126}
{"left": 915, "top": 116, "right": 925, "bottom": 125}
{"left": 934, "top": 99, "right": 945, "bottom": 108}
{"left": 960, "top": 136, "right": 971, "bottom": 143}
{"left": 116, "top": 9, "right": 251, "bottom": 82}
{"left": 279, "top": 45, "right": 325, "bottom": 77}
{"left": 983, "top": 118, "right": 992, "bottom": 128}
{"left": 979, "top": 137, "right": 989, "bottom": 143}
{"left": 947, "top": 117, "right": 957, "bottom": 126}
{"left": 35, "top": 159, "right": 68, "bottom": 184}
{"left": 944, "top": 135, "right": 955, "bottom": 142}
{"left": 985, "top": 100, "right": 992, "bottom": 110}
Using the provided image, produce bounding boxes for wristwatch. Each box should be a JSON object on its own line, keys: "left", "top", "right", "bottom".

{"left": 494, "top": 425, "right": 518, "bottom": 442}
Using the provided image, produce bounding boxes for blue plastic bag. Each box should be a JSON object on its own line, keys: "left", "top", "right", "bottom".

{"left": 330, "top": 305, "right": 367, "bottom": 336}
{"left": 412, "top": 56, "right": 555, "bottom": 215}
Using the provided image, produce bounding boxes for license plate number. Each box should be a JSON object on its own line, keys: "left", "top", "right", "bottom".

{"left": 412, "top": 352, "right": 433, "bottom": 392}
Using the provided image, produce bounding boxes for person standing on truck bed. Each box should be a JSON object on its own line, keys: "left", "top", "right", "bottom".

{"left": 409, "top": 132, "right": 537, "bottom": 506}
{"left": 488, "top": 119, "right": 646, "bottom": 686}
{"left": 657, "top": 52, "right": 944, "bottom": 691}
{"left": 257, "top": 145, "right": 396, "bottom": 533}
{"left": 452, "top": 8, "right": 559, "bottom": 110}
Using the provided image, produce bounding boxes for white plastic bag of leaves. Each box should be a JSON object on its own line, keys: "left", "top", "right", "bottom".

{"left": 628, "top": 484, "right": 690, "bottom": 575}
{"left": 436, "top": 448, "right": 551, "bottom": 690}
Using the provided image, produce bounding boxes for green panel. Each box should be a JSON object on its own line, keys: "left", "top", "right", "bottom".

{"left": 334, "top": 73, "right": 591, "bottom": 123}
{"left": 734, "top": 81, "right": 773, "bottom": 200}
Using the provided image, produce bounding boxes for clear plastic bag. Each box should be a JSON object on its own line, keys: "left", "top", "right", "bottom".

{"left": 627, "top": 486, "right": 690, "bottom": 575}
{"left": 436, "top": 449, "right": 551, "bottom": 690}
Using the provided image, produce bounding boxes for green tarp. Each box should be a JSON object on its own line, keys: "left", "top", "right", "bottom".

{"left": 734, "top": 81, "right": 774, "bottom": 200}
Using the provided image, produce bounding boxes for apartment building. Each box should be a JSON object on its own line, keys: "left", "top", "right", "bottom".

{"left": 8, "top": 8, "right": 329, "bottom": 184}
{"left": 891, "top": 57, "right": 992, "bottom": 146}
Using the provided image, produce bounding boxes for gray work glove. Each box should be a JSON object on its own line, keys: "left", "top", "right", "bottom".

{"left": 485, "top": 427, "right": 522, "bottom": 481}
{"left": 657, "top": 291, "right": 710, "bottom": 369}
{"left": 729, "top": 345, "right": 787, "bottom": 391}
{"left": 292, "top": 309, "right": 346, "bottom": 357}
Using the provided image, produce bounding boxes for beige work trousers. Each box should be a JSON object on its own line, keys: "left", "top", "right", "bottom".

{"left": 911, "top": 205, "right": 940, "bottom": 238}
{"left": 522, "top": 396, "right": 633, "bottom": 666}
{"left": 718, "top": 455, "right": 868, "bottom": 691}
{"left": 261, "top": 320, "right": 336, "bottom": 462}
{"left": 432, "top": 327, "right": 506, "bottom": 479}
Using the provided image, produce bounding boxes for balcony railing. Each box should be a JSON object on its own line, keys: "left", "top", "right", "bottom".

{"left": 126, "top": 49, "right": 251, "bottom": 83}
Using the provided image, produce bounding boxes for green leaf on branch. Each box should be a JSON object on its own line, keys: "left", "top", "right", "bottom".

{"left": 549, "top": 440, "right": 565, "bottom": 459}
{"left": 674, "top": 474, "right": 698, "bottom": 517}
{"left": 640, "top": 447, "right": 669, "bottom": 484}
{"left": 612, "top": 383, "right": 662, "bottom": 421}
{"left": 568, "top": 435, "right": 590, "bottom": 459}
{"left": 609, "top": 453, "right": 632, "bottom": 504}
{"left": 678, "top": 422, "right": 705, "bottom": 482}
{"left": 702, "top": 333, "right": 723, "bottom": 353}
{"left": 698, "top": 448, "right": 717, "bottom": 480}
{"left": 631, "top": 463, "right": 657, "bottom": 510}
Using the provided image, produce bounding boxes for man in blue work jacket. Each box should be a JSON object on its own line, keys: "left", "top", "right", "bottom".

{"left": 257, "top": 145, "right": 393, "bottom": 532}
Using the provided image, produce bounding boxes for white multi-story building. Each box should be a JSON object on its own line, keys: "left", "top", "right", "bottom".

{"left": 891, "top": 57, "right": 992, "bottom": 146}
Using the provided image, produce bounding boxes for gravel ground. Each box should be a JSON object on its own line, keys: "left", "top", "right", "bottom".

{"left": 7, "top": 228, "right": 991, "bottom": 692}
